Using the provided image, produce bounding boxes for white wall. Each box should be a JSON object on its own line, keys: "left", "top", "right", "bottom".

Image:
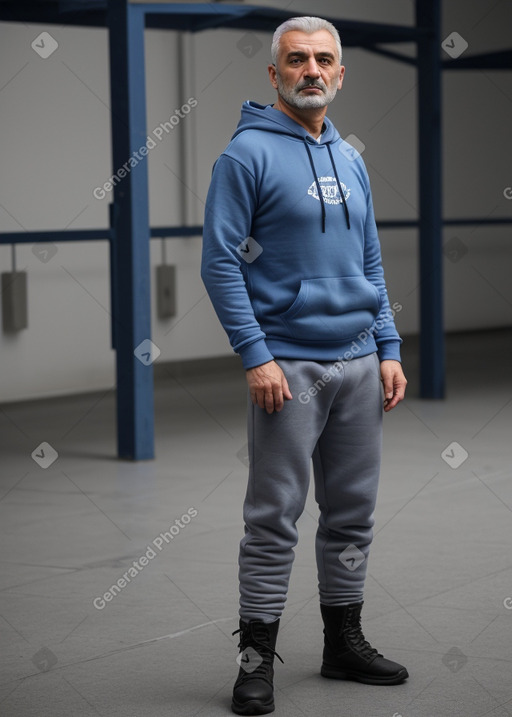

{"left": 0, "top": 0, "right": 511, "bottom": 402}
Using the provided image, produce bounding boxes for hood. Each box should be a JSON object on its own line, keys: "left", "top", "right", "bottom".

{"left": 231, "top": 101, "right": 350, "bottom": 233}
{"left": 232, "top": 100, "right": 341, "bottom": 144}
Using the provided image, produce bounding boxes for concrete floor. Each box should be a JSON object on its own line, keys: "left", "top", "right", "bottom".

{"left": 1, "top": 329, "right": 511, "bottom": 717}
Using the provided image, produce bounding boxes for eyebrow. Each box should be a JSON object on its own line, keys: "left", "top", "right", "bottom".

{"left": 286, "top": 50, "right": 336, "bottom": 61}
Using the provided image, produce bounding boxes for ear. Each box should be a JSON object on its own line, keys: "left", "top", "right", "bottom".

{"left": 268, "top": 63, "right": 278, "bottom": 89}
{"left": 337, "top": 65, "right": 345, "bottom": 91}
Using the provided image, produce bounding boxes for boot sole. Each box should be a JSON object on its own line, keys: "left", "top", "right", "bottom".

{"left": 321, "top": 665, "right": 409, "bottom": 685}
{"left": 231, "top": 697, "right": 274, "bottom": 715}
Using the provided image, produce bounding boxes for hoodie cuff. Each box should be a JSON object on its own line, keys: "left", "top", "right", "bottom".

{"left": 239, "top": 338, "right": 275, "bottom": 370}
{"left": 377, "top": 340, "right": 402, "bottom": 363}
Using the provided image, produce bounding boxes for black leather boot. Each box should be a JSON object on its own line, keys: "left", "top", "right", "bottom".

{"left": 320, "top": 602, "right": 408, "bottom": 685}
{"left": 231, "top": 618, "right": 283, "bottom": 715}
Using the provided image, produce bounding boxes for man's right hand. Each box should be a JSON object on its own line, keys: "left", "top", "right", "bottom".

{"left": 246, "top": 360, "right": 292, "bottom": 414}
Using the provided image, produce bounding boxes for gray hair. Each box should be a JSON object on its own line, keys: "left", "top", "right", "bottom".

{"left": 271, "top": 16, "right": 342, "bottom": 65}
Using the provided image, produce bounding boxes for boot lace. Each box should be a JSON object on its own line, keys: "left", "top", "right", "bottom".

{"left": 344, "top": 614, "right": 380, "bottom": 661}
{"left": 232, "top": 622, "right": 284, "bottom": 682}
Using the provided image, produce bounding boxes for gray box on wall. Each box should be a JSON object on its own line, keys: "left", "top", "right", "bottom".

{"left": 156, "top": 264, "right": 176, "bottom": 319}
{"left": 2, "top": 271, "right": 28, "bottom": 332}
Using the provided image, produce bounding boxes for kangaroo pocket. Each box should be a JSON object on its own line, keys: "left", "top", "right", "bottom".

{"left": 279, "top": 276, "right": 381, "bottom": 342}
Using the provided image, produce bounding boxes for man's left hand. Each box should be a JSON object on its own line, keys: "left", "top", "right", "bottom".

{"left": 380, "top": 360, "right": 407, "bottom": 412}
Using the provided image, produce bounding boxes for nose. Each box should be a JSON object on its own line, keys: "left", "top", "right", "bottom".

{"left": 304, "top": 57, "right": 321, "bottom": 78}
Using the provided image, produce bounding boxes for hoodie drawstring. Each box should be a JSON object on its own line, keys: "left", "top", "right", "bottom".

{"left": 327, "top": 144, "right": 351, "bottom": 231}
{"left": 304, "top": 141, "right": 326, "bottom": 233}
{"left": 303, "top": 140, "right": 351, "bottom": 233}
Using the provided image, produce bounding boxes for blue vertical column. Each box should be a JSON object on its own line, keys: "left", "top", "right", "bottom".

{"left": 107, "top": 0, "right": 155, "bottom": 459}
{"left": 416, "top": 0, "right": 445, "bottom": 398}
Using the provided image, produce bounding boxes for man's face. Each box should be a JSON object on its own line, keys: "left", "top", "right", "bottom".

{"left": 270, "top": 29, "right": 344, "bottom": 110}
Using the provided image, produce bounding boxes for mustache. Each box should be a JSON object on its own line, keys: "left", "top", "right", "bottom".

{"left": 295, "top": 80, "right": 327, "bottom": 92}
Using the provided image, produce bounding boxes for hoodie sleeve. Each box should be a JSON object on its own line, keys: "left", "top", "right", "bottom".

{"left": 362, "top": 183, "right": 403, "bottom": 363}
{"left": 201, "top": 153, "right": 274, "bottom": 369}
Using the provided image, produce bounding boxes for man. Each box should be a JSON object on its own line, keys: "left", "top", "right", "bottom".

{"left": 201, "top": 16, "right": 408, "bottom": 716}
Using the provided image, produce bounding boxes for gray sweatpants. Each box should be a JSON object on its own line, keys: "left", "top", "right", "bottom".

{"left": 238, "top": 353, "right": 383, "bottom": 623}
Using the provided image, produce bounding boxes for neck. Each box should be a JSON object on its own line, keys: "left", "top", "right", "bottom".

{"left": 273, "top": 97, "right": 327, "bottom": 138}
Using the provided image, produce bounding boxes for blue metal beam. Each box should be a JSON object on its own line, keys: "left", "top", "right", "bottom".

{"left": 0, "top": 229, "right": 111, "bottom": 243}
{"left": 0, "top": 2, "right": 427, "bottom": 46}
{"left": 0, "top": 225, "right": 205, "bottom": 243}
{"left": 364, "top": 45, "right": 418, "bottom": 67}
{"left": 2, "top": 217, "right": 511, "bottom": 245}
{"left": 416, "top": 0, "right": 445, "bottom": 398}
{"left": 107, "top": 0, "right": 154, "bottom": 459}
{"left": 442, "top": 49, "right": 512, "bottom": 71}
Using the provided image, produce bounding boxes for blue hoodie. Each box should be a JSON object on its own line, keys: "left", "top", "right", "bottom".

{"left": 201, "top": 101, "right": 402, "bottom": 369}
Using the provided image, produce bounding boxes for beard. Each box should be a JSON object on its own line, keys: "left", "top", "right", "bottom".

{"left": 275, "top": 72, "right": 338, "bottom": 109}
